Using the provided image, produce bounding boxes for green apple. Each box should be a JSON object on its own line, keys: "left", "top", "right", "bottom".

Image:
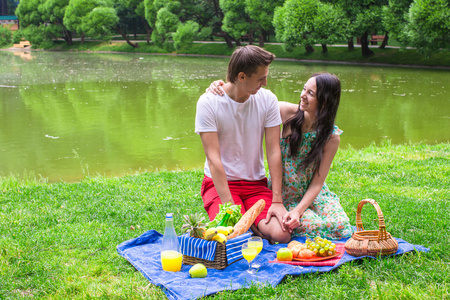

{"left": 277, "top": 247, "right": 293, "bottom": 261}
{"left": 189, "top": 263, "right": 207, "bottom": 278}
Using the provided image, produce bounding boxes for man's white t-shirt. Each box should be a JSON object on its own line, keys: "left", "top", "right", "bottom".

{"left": 195, "top": 88, "right": 282, "bottom": 181}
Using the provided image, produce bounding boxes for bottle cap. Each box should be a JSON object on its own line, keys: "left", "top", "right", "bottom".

{"left": 166, "top": 213, "right": 173, "bottom": 219}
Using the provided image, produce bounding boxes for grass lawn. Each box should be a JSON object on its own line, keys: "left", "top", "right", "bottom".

{"left": 19, "top": 40, "right": 450, "bottom": 68}
{"left": 1, "top": 142, "right": 449, "bottom": 299}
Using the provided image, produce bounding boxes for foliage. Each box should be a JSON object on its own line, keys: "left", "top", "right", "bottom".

{"left": 207, "top": 203, "right": 243, "bottom": 228}
{"left": 83, "top": 7, "right": 119, "bottom": 39}
{"left": 273, "top": 0, "right": 319, "bottom": 52}
{"left": 64, "top": 0, "right": 102, "bottom": 37}
{"left": 15, "top": 0, "right": 42, "bottom": 28}
{"left": 0, "top": 26, "right": 12, "bottom": 46}
{"left": 11, "top": 29, "right": 24, "bottom": 44}
{"left": 0, "top": 143, "right": 448, "bottom": 298}
{"left": 382, "top": 0, "right": 414, "bottom": 46}
{"left": 13, "top": 0, "right": 450, "bottom": 55}
{"left": 406, "top": 0, "right": 449, "bottom": 54}
{"left": 19, "top": 24, "right": 46, "bottom": 47}
{"left": 220, "top": 0, "right": 253, "bottom": 41}
{"left": 173, "top": 20, "right": 199, "bottom": 50}
{"left": 312, "top": 3, "right": 347, "bottom": 50}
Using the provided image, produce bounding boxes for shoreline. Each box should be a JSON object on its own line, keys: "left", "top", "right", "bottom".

{"left": 3, "top": 45, "right": 449, "bottom": 70}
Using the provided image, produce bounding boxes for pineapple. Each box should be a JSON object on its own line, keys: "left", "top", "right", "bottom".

{"left": 181, "top": 213, "right": 207, "bottom": 239}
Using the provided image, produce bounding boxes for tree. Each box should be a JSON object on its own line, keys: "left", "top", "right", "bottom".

{"left": 219, "top": 0, "right": 254, "bottom": 46}
{"left": 273, "top": 0, "right": 319, "bottom": 53}
{"left": 245, "top": 0, "right": 284, "bottom": 46}
{"left": 64, "top": 0, "right": 102, "bottom": 43}
{"left": 406, "top": 0, "right": 449, "bottom": 54}
{"left": 313, "top": 3, "right": 346, "bottom": 53}
{"left": 382, "top": 0, "right": 414, "bottom": 46}
{"left": 40, "top": 0, "right": 72, "bottom": 45}
{"left": 15, "top": 0, "right": 73, "bottom": 46}
{"left": 353, "top": 4, "right": 385, "bottom": 55}
{"left": 173, "top": 20, "right": 199, "bottom": 50}
{"left": 120, "top": 0, "right": 152, "bottom": 43}
{"left": 15, "top": 0, "right": 42, "bottom": 28}
{"left": 82, "top": 7, "right": 119, "bottom": 39}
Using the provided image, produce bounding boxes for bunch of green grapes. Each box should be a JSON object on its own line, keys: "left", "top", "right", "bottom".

{"left": 305, "top": 237, "right": 336, "bottom": 257}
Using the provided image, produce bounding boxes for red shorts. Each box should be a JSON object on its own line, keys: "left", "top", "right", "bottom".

{"left": 200, "top": 175, "right": 272, "bottom": 227}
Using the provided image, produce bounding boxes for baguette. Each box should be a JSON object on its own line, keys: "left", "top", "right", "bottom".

{"left": 227, "top": 199, "right": 265, "bottom": 240}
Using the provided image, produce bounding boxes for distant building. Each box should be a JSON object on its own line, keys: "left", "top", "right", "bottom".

{"left": 1, "top": 15, "right": 18, "bottom": 30}
{"left": 1, "top": 0, "right": 19, "bottom": 31}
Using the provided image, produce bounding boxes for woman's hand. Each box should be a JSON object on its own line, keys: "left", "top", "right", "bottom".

{"left": 206, "top": 80, "right": 225, "bottom": 95}
{"left": 282, "top": 209, "right": 302, "bottom": 233}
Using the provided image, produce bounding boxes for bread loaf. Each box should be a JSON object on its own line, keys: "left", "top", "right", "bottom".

{"left": 227, "top": 199, "right": 265, "bottom": 240}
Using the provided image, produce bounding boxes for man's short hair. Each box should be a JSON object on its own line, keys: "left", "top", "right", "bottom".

{"left": 227, "top": 45, "right": 275, "bottom": 84}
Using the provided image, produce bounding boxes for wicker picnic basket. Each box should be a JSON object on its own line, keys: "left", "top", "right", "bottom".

{"left": 182, "top": 242, "right": 229, "bottom": 270}
{"left": 344, "top": 199, "right": 398, "bottom": 257}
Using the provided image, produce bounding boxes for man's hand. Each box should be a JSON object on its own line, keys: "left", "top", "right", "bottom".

{"left": 265, "top": 202, "right": 288, "bottom": 232}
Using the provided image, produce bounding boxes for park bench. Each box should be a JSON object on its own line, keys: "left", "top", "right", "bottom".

{"left": 369, "top": 35, "right": 385, "bottom": 45}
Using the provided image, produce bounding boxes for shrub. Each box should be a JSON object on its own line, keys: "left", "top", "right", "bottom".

{"left": 0, "top": 26, "right": 12, "bottom": 46}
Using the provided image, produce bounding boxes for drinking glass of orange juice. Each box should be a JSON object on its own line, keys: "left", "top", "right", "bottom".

{"left": 242, "top": 242, "right": 258, "bottom": 274}
{"left": 161, "top": 250, "right": 183, "bottom": 272}
{"left": 247, "top": 236, "right": 263, "bottom": 269}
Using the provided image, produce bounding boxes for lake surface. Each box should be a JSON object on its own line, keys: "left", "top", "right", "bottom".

{"left": 1, "top": 51, "right": 449, "bottom": 182}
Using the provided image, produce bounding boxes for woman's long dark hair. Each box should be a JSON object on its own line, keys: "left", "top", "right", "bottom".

{"left": 282, "top": 72, "right": 341, "bottom": 172}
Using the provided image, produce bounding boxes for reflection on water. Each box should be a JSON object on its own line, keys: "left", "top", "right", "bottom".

{"left": 0, "top": 51, "right": 449, "bottom": 181}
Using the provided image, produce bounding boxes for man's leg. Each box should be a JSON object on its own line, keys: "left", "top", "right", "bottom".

{"left": 201, "top": 176, "right": 245, "bottom": 221}
{"left": 241, "top": 179, "right": 291, "bottom": 244}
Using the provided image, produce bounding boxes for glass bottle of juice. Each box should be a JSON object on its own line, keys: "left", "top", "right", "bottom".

{"left": 217, "top": 209, "right": 232, "bottom": 227}
{"left": 160, "top": 213, "right": 182, "bottom": 272}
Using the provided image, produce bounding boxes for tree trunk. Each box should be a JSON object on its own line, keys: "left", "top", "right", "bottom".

{"left": 81, "top": 33, "right": 85, "bottom": 44}
{"left": 116, "top": 26, "right": 139, "bottom": 48}
{"left": 258, "top": 32, "right": 264, "bottom": 47}
{"left": 248, "top": 31, "right": 254, "bottom": 45}
{"left": 141, "top": 17, "right": 152, "bottom": 44}
{"left": 321, "top": 44, "right": 328, "bottom": 53}
{"left": 213, "top": 32, "right": 234, "bottom": 48}
{"left": 63, "top": 30, "right": 72, "bottom": 46}
{"left": 235, "top": 38, "right": 242, "bottom": 47}
{"left": 347, "top": 38, "right": 354, "bottom": 51}
{"left": 360, "top": 33, "right": 374, "bottom": 56}
{"left": 380, "top": 33, "right": 389, "bottom": 49}
{"left": 305, "top": 44, "right": 314, "bottom": 53}
{"left": 224, "top": 34, "right": 233, "bottom": 48}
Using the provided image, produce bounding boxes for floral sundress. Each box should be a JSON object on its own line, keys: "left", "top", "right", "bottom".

{"left": 279, "top": 125, "right": 353, "bottom": 239}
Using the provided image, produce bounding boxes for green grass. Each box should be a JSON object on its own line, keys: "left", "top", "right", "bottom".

{"left": 31, "top": 40, "right": 450, "bottom": 68}
{"left": 1, "top": 142, "right": 449, "bottom": 299}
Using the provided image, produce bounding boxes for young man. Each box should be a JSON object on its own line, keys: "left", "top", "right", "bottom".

{"left": 195, "top": 45, "right": 291, "bottom": 243}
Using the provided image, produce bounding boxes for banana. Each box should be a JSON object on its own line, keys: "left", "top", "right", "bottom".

{"left": 204, "top": 228, "right": 218, "bottom": 240}
{"left": 216, "top": 226, "right": 235, "bottom": 236}
{"left": 212, "top": 233, "right": 227, "bottom": 244}
{"left": 226, "top": 226, "right": 234, "bottom": 235}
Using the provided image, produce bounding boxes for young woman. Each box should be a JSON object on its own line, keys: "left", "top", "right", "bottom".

{"left": 208, "top": 72, "right": 353, "bottom": 239}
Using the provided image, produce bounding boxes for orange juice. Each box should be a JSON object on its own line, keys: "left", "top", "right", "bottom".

{"left": 248, "top": 241, "right": 263, "bottom": 254}
{"left": 242, "top": 247, "right": 257, "bottom": 262}
{"left": 161, "top": 250, "right": 182, "bottom": 272}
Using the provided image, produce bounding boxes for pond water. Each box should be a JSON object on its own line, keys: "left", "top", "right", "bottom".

{"left": 0, "top": 51, "right": 449, "bottom": 182}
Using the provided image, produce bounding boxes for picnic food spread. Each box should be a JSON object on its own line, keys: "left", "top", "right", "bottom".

{"left": 286, "top": 237, "right": 337, "bottom": 260}
{"left": 227, "top": 199, "right": 266, "bottom": 239}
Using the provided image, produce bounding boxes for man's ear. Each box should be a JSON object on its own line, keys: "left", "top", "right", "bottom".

{"left": 238, "top": 72, "right": 246, "bottom": 82}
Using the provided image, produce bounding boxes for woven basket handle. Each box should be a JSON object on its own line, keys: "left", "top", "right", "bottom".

{"left": 355, "top": 199, "right": 388, "bottom": 242}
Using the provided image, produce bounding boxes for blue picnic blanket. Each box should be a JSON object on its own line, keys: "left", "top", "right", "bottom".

{"left": 117, "top": 230, "right": 429, "bottom": 300}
